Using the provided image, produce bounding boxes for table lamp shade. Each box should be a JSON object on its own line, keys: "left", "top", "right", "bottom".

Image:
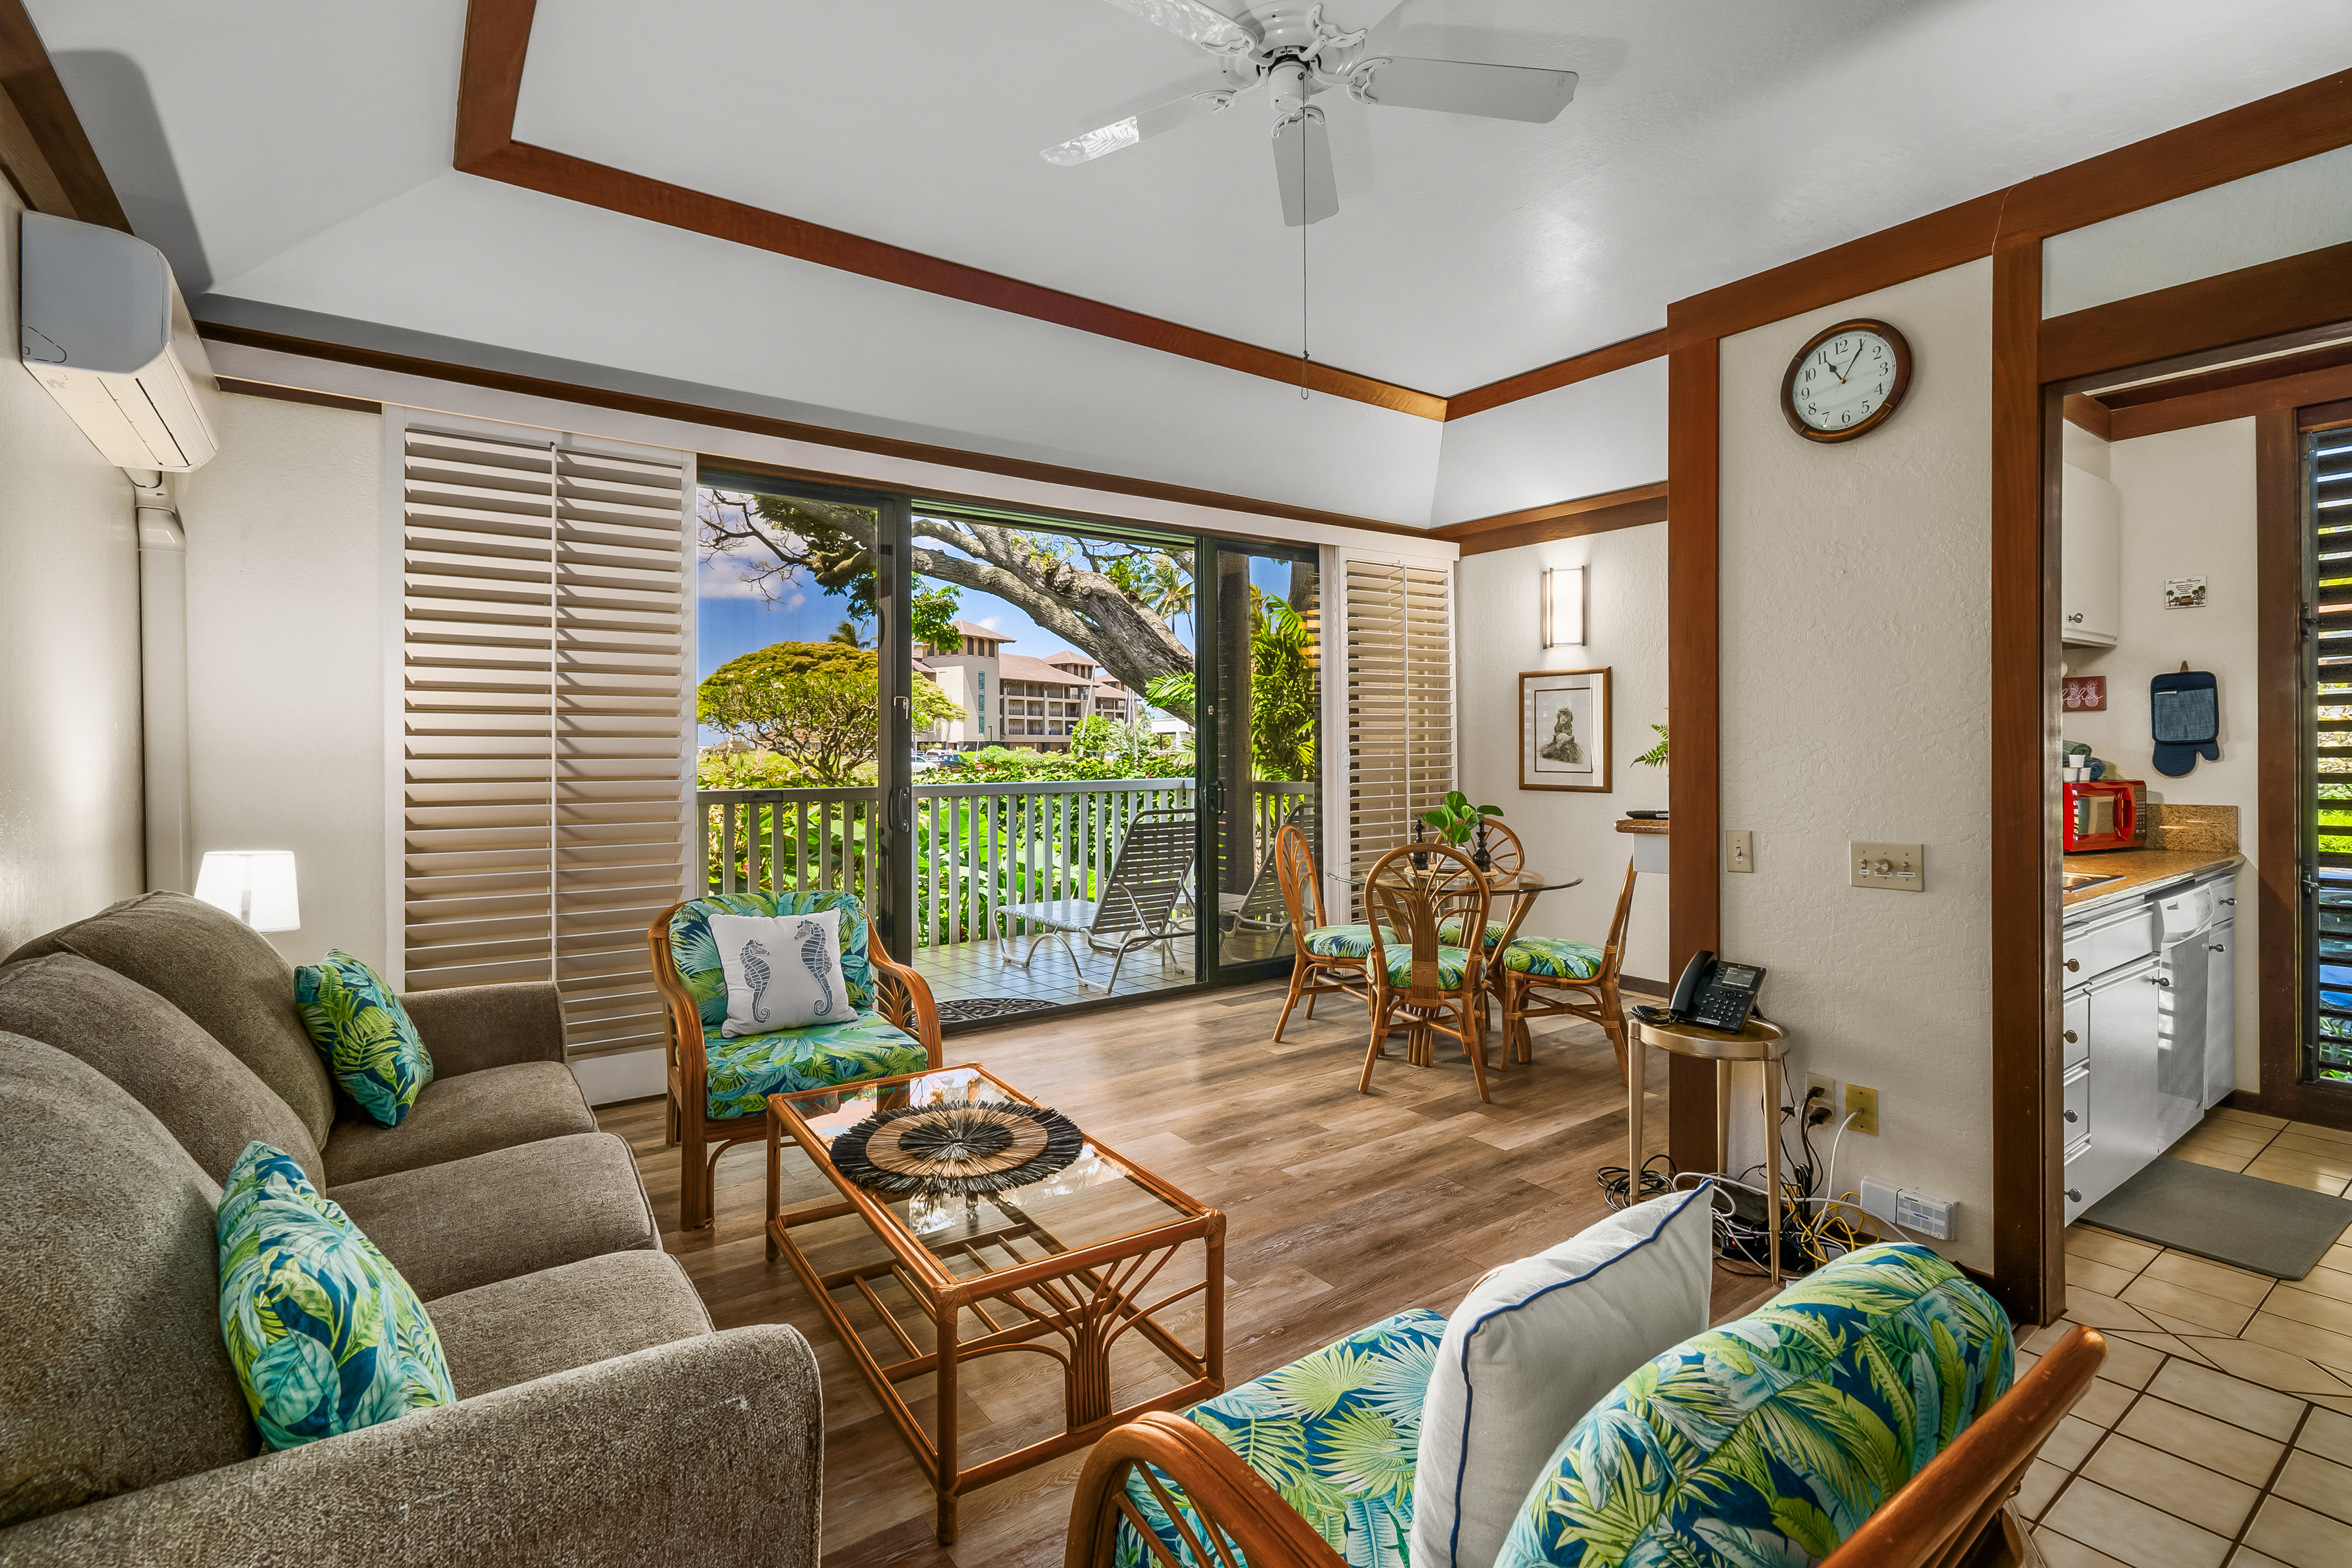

{"left": 194, "top": 851, "right": 301, "bottom": 933}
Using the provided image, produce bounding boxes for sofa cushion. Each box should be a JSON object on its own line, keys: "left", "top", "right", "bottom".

{"left": 0, "top": 1034, "right": 256, "bottom": 1525}
{"left": 1494, "top": 1243, "right": 2015, "bottom": 1568}
{"left": 5, "top": 892, "right": 337, "bottom": 1149}
{"left": 668, "top": 890, "right": 876, "bottom": 1028}
{"left": 0, "top": 953, "right": 326, "bottom": 1187}
{"left": 1412, "top": 1184, "right": 1717, "bottom": 1568}
{"left": 217, "top": 1142, "right": 455, "bottom": 1450}
{"left": 295, "top": 949, "right": 435, "bottom": 1128}
{"left": 1122, "top": 1308, "right": 1449, "bottom": 1568}
{"left": 328, "top": 1131, "right": 659, "bottom": 1301}
{"left": 322, "top": 1060, "right": 596, "bottom": 1187}
{"left": 429, "top": 1251, "right": 714, "bottom": 1400}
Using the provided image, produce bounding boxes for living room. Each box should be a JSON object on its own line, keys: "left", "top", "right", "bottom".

{"left": 6, "top": 5, "right": 2352, "bottom": 1567}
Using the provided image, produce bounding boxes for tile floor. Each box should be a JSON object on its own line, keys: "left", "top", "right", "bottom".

{"left": 2023, "top": 1106, "right": 2352, "bottom": 1568}
{"left": 911, "top": 933, "right": 1199, "bottom": 1008}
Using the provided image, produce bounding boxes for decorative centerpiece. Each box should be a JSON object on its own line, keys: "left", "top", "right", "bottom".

{"left": 831, "top": 1101, "right": 1085, "bottom": 1197}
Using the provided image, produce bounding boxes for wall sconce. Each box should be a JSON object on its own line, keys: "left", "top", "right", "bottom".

{"left": 194, "top": 851, "right": 301, "bottom": 932}
{"left": 1542, "top": 567, "right": 1586, "bottom": 648}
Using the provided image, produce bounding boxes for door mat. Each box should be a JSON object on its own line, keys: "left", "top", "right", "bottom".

{"left": 936, "top": 996, "right": 1055, "bottom": 1025}
{"left": 2080, "top": 1156, "right": 2352, "bottom": 1279}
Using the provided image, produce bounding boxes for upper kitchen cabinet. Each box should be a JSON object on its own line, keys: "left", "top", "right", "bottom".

{"left": 2061, "top": 462, "right": 2121, "bottom": 648}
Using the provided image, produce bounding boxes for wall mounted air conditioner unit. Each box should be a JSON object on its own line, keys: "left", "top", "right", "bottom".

{"left": 17, "top": 211, "right": 220, "bottom": 471}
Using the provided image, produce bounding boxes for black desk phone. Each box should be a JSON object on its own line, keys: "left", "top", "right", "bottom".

{"left": 1632, "top": 950, "right": 1766, "bottom": 1034}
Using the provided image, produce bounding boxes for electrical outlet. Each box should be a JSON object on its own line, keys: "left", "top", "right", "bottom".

{"left": 1725, "top": 829, "right": 1755, "bottom": 873}
{"left": 1805, "top": 1072, "right": 1839, "bottom": 1126}
{"left": 1844, "top": 1084, "right": 1880, "bottom": 1136}
{"left": 1850, "top": 842, "right": 1925, "bottom": 892}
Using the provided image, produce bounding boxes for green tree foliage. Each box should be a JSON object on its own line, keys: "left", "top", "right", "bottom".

{"left": 910, "top": 585, "right": 962, "bottom": 651}
{"left": 1145, "top": 587, "right": 1316, "bottom": 782}
{"left": 699, "top": 641, "right": 962, "bottom": 787}
{"left": 958, "top": 744, "right": 1192, "bottom": 783}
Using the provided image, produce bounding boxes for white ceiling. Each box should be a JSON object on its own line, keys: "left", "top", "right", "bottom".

{"left": 22, "top": 0, "right": 2352, "bottom": 522}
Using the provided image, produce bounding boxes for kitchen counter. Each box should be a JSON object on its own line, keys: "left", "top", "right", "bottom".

{"left": 1613, "top": 819, "right": 1668, "bottom": 836}
{"left": 2061, "top": 847, "right": 2244, "bottom": 913}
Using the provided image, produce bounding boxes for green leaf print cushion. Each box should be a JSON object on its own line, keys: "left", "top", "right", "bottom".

{"left": 294, "top": 949, "right": 434, "bottom": 1128}
{"left": 1494, "top": 1243, "right": 2014, "bottom": 1568}
{"left": 669, "top": 891, "right": 876, "bottom": 1029}
{"left": 216, "top": 1141, "right": 455, "bottom": 1450}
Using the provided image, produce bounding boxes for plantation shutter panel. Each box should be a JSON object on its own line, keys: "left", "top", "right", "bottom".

{"left": 397, "top": 418, "right": 693, "bottom": 1060}
{"left": 1343, "top": 556, "right": 1455, "bottom": 902}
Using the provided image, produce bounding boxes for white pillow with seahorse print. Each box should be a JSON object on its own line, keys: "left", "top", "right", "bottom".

{"left": 709, "top": 909, "right": 849, "bottom": 1035}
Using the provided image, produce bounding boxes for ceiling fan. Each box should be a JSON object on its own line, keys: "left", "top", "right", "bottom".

{"left": 1041, "top": 0, "right": 1578, "bottom": 226}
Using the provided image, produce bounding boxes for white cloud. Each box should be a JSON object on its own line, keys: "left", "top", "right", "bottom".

{"left": 697, "top": 549, "right": 802, "bottom": 604}
{"left": 976, "top": 614, "right": 1006, "bottom": 632}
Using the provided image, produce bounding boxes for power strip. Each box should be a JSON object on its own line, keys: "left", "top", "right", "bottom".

{"left": 1859, "top": 1177, "right": 1956, "bottom": 1241}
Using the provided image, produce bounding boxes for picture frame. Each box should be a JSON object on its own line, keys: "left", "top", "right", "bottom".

{"left": 1520, "top": 668, "right": 1611, "bottom": 793}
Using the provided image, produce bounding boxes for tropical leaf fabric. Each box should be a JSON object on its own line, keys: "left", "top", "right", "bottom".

{"left": 216, "top": 1140, "right": 454, "bottom": 1450}
{"left": 1304, "top": 924, "right": 1379, "bottom": 960}
{"left": 1117, "top": 1309, "right": 1448, "bottom": 1568}
{"left": 704, "top": 1012, "right": 931, "bottom": 1119}
{"left": 1499, "top": 939, "right": 1604, "bottom": 981}
{"left": 670, "top": 890, "right": 875, "bottom": 1026}
{"left": 293, "top": 949, "right": 434, "bottom": 1128}
{"left": 1435, "top": 918, "right": 1513, "bottom": 950}
{"left": 1494, "top": 1243, "right": 2015, "bottom": 1568}
{"left": 1372, "top": 945, "right": 1475, "bottom": 991}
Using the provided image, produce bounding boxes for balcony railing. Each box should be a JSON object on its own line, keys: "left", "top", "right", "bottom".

{"left": 699, "top": 779, "right": 1314, "bottom": 958}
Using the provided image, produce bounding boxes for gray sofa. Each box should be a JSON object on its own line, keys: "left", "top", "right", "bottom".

{"left": 0, "top": 894, "right": 824, "bottom": 1564}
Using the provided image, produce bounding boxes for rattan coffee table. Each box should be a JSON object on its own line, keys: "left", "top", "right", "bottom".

{"left": 763, "top": 1064, "right": 1225, "bottom": 1545}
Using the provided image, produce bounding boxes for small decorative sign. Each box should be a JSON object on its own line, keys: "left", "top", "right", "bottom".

{"left": 2165, "top": 577, "right": 2208, "bottom": 609}
{"left": 2063, "top": 676, "right": 2107, "bottom": 712}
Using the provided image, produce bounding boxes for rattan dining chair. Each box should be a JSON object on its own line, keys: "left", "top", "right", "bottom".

{"left": 1270, "top": 822, "right": 1370, "bottom": 1041}
{"left": 1498, "top": 855, "right": 1638, "bottom": 1083}
{"left": 1360, "top": 842, "right": 1493, "bottom": 1101}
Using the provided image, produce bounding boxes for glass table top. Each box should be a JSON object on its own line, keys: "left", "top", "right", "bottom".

{"left": 769, "top": 1066, "right": 1205, "bottom": 1284}
{"left": 1344, "top": 863, "right": 1579, "bottom": 892}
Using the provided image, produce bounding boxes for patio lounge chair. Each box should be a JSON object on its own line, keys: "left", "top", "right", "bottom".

{"left": 1000, "top": 808, "right": 1198, "bottom": 992}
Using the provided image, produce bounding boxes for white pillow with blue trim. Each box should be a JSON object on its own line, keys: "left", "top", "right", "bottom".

{"left": 1407, "top": 1183, "right": 1717, "bottom": 1568}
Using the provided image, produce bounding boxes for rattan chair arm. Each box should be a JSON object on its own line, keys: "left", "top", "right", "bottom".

{"left": 1064, "top": 1413, "right": 1347, "bottom": 1568}
{"left": 869, "top": 941, "right": 944, "bottom": 1067}
{"left": 647, "top": 900, "right": 710, "bottom": 1091}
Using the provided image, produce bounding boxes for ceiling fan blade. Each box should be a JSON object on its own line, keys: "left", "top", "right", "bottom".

{"left": 1271, "top": 112, "right": 1338, "bottom": 228}
{"left": 1348, "top": 56, "right": 1577, "bottom": 123}
{"left": 1040, "top": 88, "right": 1243, "bottom": 166}
{"left": 1096, "top": 0, "right": 1259, "bottom": 53}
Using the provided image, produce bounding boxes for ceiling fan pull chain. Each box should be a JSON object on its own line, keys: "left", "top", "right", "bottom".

{"left": 1300, "top": 113, "right": 1310, "bottom": 401}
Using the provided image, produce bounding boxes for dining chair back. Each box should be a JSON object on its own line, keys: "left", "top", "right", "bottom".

{"left": 1499, "top": 855, "right": 1638, "bottom": 1081}
{"left": 1360, "top": 843, "right": 1494, "bottom": 1099}
{"left": 1269, "top": 823, "right": 1371, "bottom": 1040}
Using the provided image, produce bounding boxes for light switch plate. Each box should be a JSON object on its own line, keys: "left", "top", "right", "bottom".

{"left": 1850, "top": 842, "right": 1925, "bottom": 892}
{"left": 1725, "top": 829, "right": 1754, "bottom": 873}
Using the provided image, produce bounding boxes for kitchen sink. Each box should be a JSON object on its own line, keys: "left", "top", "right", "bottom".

{"left": 2063, "top": 870, "right": 2125, "bottom": 892}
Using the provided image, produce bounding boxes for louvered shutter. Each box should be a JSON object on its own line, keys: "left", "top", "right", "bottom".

{"left": 396, "top": 417, "right": 693, "bottom": 1060}
{"left": 1343, "top": 555, "right": 1455, "bottom": 906}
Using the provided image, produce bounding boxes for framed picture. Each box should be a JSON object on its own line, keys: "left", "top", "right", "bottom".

{"left": 1520, "top": 668, "right": 1611, "bottom": 793}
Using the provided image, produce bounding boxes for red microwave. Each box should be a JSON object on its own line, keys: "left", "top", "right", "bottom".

{"left": 2064, "top": 779, "right": 2145, "bottom": 853}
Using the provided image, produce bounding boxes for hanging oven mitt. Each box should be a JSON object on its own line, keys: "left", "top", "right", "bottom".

{"left": 2149, "top": 668, "right": 2218, "bottom": 777}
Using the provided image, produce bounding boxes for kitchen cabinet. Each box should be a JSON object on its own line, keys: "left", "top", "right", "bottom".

{"left": 2061, "top": 462, "right": 2120, "bottom": 649}
{"left": 2080, "top": 955, "right": 2162, "bottom": 1211}
{"left": 2205, "top": 918, "right": 2236, "bottom": 1107}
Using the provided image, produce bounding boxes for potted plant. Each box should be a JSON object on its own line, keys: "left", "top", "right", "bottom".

{"left": 1422, "top": 792, "right": 1507, "bottom": 870}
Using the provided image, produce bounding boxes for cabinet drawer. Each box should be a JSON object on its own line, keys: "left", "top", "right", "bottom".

{"left": 2063, "top": 992, "right": 2089, "bottom": 1069}
{"left": 2063, "top": 1063, "right": 2090, "bottom": 1142}
{"left": 2157, "top": 883, "right": 2212, "bottom": 940}
{"left": 2064, "top": 904, "right": 2156, "bottom": 981}
{"left": 2064, "top": 1138, "right": 2092, "bottom": 1223}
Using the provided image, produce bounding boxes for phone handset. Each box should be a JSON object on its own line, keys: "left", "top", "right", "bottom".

{"left": 1668, "top": 950, "right": 1716, "bottom": 1019}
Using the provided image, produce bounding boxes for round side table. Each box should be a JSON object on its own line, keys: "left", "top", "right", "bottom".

{"left": 1626, "top": 1012, "right": 1791, "bottom": 1284}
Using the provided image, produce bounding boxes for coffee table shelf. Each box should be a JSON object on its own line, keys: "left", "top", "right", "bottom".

{"left": 763, "top": 1064, "right": 1225, "bottom": 1544}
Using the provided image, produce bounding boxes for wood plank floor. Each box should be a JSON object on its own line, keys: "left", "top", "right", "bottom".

{"left": 597, "top": 979, "right": 1775, "bottom": 1568}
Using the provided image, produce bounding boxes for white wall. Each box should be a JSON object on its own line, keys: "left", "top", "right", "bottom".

{"left": 173, "top": 393, "right": 386, "bottom": 968}
{"left": 2059, "top": 418, "right": 2261, "bottom": 1089}
{"left": 0, "top": 183, "right": 145, "bottom": 953}
{"left": 2044, "top": 142, "right": 2352, "bottom": 318}
{"left": 1718, "top": 258, "right": 1995, "bottom": 1272}
{"left": 1429, "top": 359, "right": 1670, "bottom": 527}
{"left": 1457, "top": 522, "right": 1669, "bottom": 985}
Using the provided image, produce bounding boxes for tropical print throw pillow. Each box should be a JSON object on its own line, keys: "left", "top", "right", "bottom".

{"left": 1495, "top": 1243, "right": 2014, "bottom": 1568}
{"left": 216, "top": 1141, "right": 454, "bottom": 1450}
{"left": 294, "top": 949, "right": 434, "bottom": 1128}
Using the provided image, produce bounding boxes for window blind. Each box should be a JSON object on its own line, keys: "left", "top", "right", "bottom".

{"left": 1343, "top": 556, "right": 1455, "bottom": 904}
{"left": 397, "top": 420, "right": 692, "bottom": 1060}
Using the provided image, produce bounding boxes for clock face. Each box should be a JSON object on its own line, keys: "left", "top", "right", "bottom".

{"left": 1782, "top": 320, "right": 1911, "bottom": 441}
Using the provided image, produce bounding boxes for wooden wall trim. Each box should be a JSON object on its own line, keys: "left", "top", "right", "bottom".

{"left": 1444, "top": 330, "right": 1672, "bottom": 421}
{"left": 2040, "top": 240, "right": 2352, "bottom": 386}
{"left": 0, "top": 0, "right": 127, "bottom": 228}
{"left": 2060, "top": 394, "right": 2111, "bottom": 441}
{"left": 1989, "top": 238, "right": 2059, "bottom": 1327}
{"left": 1435, "top": 481, "right": 1668, "bottom": 554}
{"left": 216, "top": 376, "right": 383, "bottom": 415}
{"left": 1664, "top": 334, "right": 1720, "bottom": 1170}
{"left": 2303, "top": 398, "right": 2352, "bottom": 433}
{"left": 2105, "top": 353, "right": 2352, "bottom": 442}
{"left": 196, "top": 322, "right": 1445, "bottom": 540}
{"left": 2254, "top": 406, "right": 2308, "bottom": 1124}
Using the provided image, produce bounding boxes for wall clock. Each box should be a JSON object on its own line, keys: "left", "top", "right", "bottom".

{"left": 1781, "top": 319, "right": 1912, "bottom": 442}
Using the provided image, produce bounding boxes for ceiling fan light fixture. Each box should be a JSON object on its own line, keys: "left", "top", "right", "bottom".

{"left": 1041, "top": 118, "right": 1142, "bottom": 166}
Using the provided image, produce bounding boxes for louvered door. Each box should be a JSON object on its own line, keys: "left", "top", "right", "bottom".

{"left": 396, "top": 418, "right": 693, "bottom": 1061}
{"left": 1342, "top": 556, "right": 1455, "bottom": 909}
{"left": 2308, "top": 426, "right": 2352, "bottom": 1082}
